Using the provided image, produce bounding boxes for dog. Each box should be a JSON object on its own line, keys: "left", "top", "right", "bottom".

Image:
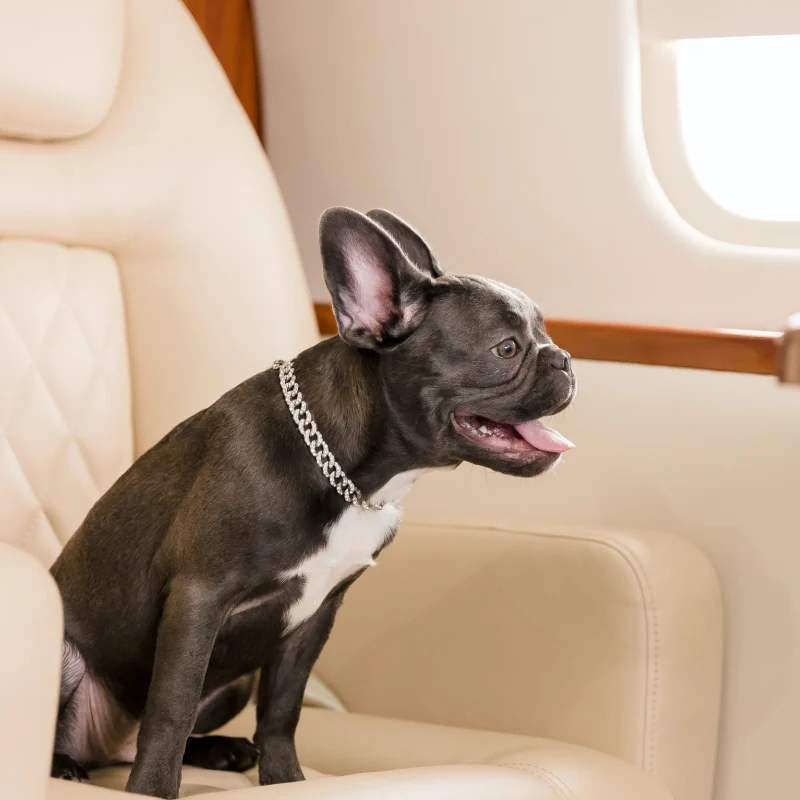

{"left": 50, "top": 207, "right": 576, "bottom": 798}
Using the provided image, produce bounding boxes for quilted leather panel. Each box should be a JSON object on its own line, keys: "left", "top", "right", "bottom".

{"left": 0, "top": 240, "right": 132, "bottom": 567}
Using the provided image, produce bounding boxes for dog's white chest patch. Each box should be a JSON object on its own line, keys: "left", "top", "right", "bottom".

{"left": 281, "top": 470, "right": 423, "bottom": 632}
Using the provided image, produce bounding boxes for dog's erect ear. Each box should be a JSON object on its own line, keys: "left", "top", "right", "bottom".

{"left": 320, "top": 207, "right": 434, "bottom": 349}
{"left": 366, "top": 209, "right": 443, "bottom": 279}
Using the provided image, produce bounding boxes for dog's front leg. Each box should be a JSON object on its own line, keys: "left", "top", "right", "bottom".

{"left": 126, "top": 578, "right": 224, "bottom": 798}
{"left": 255, "top": 595, "right": 342, "bottom": 785}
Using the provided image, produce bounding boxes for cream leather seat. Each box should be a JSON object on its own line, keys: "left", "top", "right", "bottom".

{"left": 0, "top": 1, "right": 721, "bottom": 798}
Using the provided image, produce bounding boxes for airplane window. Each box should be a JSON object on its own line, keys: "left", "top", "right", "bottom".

{"left": 676, "top": 34, "right": 800, "bottom": 222}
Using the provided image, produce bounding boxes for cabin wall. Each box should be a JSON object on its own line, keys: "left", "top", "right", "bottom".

{"left": 252, "top": 2, "right": 800, "bottom": 798}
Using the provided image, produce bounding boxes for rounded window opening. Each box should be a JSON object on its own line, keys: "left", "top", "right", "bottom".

{"left": 677, "top": 34, "right": 800, "bottom": 222}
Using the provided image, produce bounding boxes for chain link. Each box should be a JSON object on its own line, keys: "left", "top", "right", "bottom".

{"left": 273, "top": 360, "right": 385, "bottom": 512}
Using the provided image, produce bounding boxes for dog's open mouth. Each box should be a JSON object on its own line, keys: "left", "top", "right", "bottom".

{"left": 452, "top": 413, "right": 575, "bottom": 457}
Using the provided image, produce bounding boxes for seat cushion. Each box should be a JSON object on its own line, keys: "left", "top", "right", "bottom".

{"left": 88, "top": 764, "right": 327, "bottom": 797}
{"left": 85, "top": 706, "right": 670, "bottom": 797}
{"left": 204, "top": 705, "right": 670, "bottom": 799}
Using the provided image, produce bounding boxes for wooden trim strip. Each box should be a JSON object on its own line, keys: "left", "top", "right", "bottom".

{"left": 313, "top": 303, "right": 781, "bottom": 376}
{"left": 314, "top": 302, "right": 338, "bottom": 338}
{"left": 545, "top": 319, "right": 780, "bottom": 375}
{"left": 182, "top": 0, "right": 261, "bottom": 133}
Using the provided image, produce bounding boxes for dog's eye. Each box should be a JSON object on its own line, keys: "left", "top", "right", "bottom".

{"left": 492, "top": 339, "right": 518, "bottom": 359}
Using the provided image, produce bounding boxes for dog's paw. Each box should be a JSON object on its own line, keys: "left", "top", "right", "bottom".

{"left": 258, "top": 764, "right": 305, "bottom": 786}
{"left": 183, "top": 735, "right": 260, "bottom": 772}
{"left": 52, "top": 753, "right": 90, "bottom": 782}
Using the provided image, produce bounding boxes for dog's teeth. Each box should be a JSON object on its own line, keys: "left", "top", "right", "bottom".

{"left": 479, "top": 425, "right": 490, "bottom": 435}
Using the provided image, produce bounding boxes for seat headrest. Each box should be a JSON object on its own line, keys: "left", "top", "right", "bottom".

{"left": 0, "top": 0, "right": 124, "bottom": 141}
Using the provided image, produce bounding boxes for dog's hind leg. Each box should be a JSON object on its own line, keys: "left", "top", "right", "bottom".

{"left": 52, "top": 639, "right": 90, "bottom": 782}
{"left": 183, "top": 673, "right": 259, "bottom": 772}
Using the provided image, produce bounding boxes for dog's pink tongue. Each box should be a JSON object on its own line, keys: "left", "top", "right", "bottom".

{"left": 514, "top": 420, "right": 575, "bottom": 453}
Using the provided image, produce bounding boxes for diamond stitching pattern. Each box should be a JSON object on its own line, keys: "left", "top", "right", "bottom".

{"left": 0, "top": 240, "right": 133, "bottom": 567}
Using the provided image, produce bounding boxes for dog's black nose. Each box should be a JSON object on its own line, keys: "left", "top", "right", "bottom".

{"left": 542, "top": 346, "right": 571, "bottom": 372}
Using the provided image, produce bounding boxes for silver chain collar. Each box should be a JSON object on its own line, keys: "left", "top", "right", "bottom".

{"left": 273, "top": 359, "right": 385, "bottom": 512}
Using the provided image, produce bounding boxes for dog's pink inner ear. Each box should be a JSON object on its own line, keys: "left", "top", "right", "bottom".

{"left": 340, "top": 231, "right": 396, "bottom": 337}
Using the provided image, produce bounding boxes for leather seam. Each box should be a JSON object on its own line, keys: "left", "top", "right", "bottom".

{"left": 404, "top": 521, "right": 661, "bottom": 773}
{"left": 496, "top": 761, "right": 576, "bottom": 799}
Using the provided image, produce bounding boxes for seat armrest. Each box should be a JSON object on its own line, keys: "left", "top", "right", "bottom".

{"left": 0, "top": 544, "right": 63, "bottom": 800}
{"left": 316, "top": 522, "right": 722, "bottom": 800}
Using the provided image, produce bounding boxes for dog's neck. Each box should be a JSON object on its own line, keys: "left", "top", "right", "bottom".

{"left": 289, "top": 337, "right": 431, "bottom": 502}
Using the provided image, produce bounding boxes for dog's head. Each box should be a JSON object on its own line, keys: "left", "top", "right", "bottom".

{"left": 320, "top": 207, "right": 576, "bottom": 477}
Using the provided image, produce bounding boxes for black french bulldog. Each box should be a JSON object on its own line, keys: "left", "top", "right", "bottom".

{"left": 50, "top": 208, "right": 576, "bottom": 798}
